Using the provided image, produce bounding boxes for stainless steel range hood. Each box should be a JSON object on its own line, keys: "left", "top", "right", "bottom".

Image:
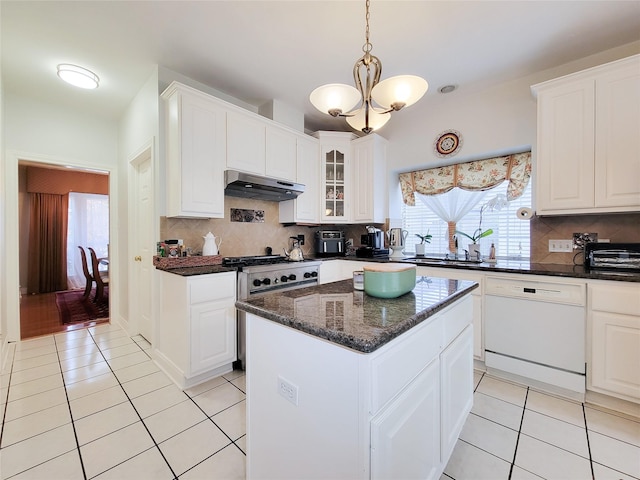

{"left": 224, "top": 170, "right": 304, "bottom": 202}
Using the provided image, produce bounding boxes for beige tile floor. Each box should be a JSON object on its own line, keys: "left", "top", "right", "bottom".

{"left": 1, "top": 323, "right": 639, "bottom": 479}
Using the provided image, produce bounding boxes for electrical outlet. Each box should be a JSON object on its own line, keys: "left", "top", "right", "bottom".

{"left": 297, "top": 234, "right": 305, "bottom": 246}
{"left": 549, "top": 239, "right": 573, "bottom": 252}
{"left": 278, "top": 376, "right": 299, "bottom": 406}
{"left": 573, "top": 232, "right": 598, "bottom": 250}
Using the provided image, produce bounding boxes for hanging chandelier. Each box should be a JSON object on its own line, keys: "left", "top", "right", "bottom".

{"left": 309, "top": 0, "right": 428, "bottom": 134}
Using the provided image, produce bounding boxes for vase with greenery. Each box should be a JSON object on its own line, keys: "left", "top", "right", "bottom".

{"left": 414, "top": 231, "right": 432, "bottom": 256}
{"left": 455, "top": 228, "right": 493, "bottom": 260}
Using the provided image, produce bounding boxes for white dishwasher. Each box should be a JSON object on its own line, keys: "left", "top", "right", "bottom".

{"left": 484, "top": 276, "right": 586, "bottom": 394}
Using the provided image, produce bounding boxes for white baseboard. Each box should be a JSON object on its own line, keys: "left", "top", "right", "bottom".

{"left": 153, "top": 349, "right": 232, "bottom": 391}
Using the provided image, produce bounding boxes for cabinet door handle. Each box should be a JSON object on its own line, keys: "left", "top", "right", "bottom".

{"left": 134, "top": 256, "right": 142, "bottom": 262}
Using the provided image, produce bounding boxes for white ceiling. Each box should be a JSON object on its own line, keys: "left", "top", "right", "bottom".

{"left": 2, "top": 0, "right": 639, "bottom": 133}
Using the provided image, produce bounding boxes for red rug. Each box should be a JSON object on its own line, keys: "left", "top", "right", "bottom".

{"left": 55, "top": 287, "right": 109, "bottom": 324}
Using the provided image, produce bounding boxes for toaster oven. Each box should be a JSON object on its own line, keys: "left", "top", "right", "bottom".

{"left": 584, "top": 243, "right": 640, "bottom": 272}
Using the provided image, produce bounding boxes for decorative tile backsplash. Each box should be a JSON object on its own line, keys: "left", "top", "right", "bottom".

{"left": 160, "top": 195, "right": 639, "bottom": 264}
{"left": 530, "top": 213, "right": 640, "bottom": 264}
{"left": 160, "top": 196, "right": 382, "bottom": 258}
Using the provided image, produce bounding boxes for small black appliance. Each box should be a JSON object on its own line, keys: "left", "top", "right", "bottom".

{"left": 314, "top": 230, "right": 345, "bottom": 257}
{"left": 584, "top": 242, "right": 640, "bottom": 272}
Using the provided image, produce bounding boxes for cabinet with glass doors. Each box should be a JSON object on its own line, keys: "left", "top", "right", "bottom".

{"left": 316, "top": 131, "right": 356, "bottom": 223}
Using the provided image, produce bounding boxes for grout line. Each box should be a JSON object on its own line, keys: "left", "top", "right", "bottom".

{"left": 508, "top": 386, "right": 529, "bottom": 480}
{"left": 84, "top": 326, "right": 179, "bottom": 480}
{"left": 185, "top": 375, "right": 247, "bottom": 454}
{"left": 53, "top": 332, "right": 89, "bottom": 480}
{"left": 0, "top": 346, "right": 17, "bottom": 450}
{"left": 582, "top": 403, "right": 596, "bottom": 480}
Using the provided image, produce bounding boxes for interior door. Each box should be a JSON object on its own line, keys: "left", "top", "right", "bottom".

{"left": 132, "top": 149, "right": 153, "bottom": 342}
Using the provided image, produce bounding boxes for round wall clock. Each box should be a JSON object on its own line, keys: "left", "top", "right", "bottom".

{"left": 434, "top": 129, "right": 463, "bottom": 157}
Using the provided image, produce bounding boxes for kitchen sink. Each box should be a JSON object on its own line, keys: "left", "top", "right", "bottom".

{"left": 402, "top": 257, "right": 484, "bottom": 267}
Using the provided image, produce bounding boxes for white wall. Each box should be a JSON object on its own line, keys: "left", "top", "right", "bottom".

{"left": 118, "top": 67, "right": 160, "bottom": 334}
{"left": 2, "top": 92, "right": 118, "bottom": 341}
{"left": 383, "top": 41, "right": 640, "bottom": 218}
{"left": 4, "top": 93, "right": 118, "bottom": 166}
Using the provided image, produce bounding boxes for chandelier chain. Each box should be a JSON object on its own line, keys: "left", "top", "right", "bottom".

{"left": 362, "top": 0, "right": 372, "bottom": 54}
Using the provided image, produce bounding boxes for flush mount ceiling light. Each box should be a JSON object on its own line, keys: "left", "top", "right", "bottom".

{"left": 57, "top": 64, "right": 99, "bottom": 89}
{"left": 309, "top": 0, "right": 428, "bottom": 134}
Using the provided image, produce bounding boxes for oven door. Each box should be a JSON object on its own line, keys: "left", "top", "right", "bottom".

{"left": 236, "top": 273, "right": 318, "bottom": 370}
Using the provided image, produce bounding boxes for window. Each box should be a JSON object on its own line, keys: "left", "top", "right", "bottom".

{"left": 66, "top": 192, "right": 109, "bottom": 288}
{"left": 401, "top": 181, "right": 531, "bottom": 260}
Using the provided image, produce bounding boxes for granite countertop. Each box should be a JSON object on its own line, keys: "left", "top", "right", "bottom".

{"left": 157, "top": 265, "right": 236, "bottom": 276}
{"left": 314, "top": 255, "right": 640, "bottom": 283}
{"left": 236, "top": 276, "right": 478, "bottom": 353}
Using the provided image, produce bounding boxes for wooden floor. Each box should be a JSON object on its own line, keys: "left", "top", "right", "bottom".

{"left": 20, "top": 291, "right": 110, "bottom": 340}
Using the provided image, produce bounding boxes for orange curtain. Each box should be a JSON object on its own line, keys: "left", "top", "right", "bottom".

{"left": 27, "top": 193, "right": 69, "bottom": 293}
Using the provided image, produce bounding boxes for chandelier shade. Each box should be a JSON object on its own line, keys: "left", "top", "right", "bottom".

{"left": 371, "top": 75, "right": 429, "bottom": 111}
{"left": 309, "top": 0, "right": 427, "bottom": 134}
{"left": 346, "top": 108, "right": 391, "bottom": 132}
{"left": 309, "top": 83, "right": 361, "bottom": 116}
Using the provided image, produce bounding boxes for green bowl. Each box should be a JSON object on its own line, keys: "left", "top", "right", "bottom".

{"left": 363, "top": 265, "right": 416, "bottom": 299}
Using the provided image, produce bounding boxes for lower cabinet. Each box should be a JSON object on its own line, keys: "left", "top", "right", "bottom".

{"left": 417, "top": 266, "right": 484, "bottom": 360}
{"left": 440, "top": 325, "right": 474, "bottom": 461}
{"left": 371, "top": 358, "right": 441, "bottom": 480}
{"left": 246, "top": 294, "right": 473, "bottom": 479}
{"left": 588, "top": 281, "right": 640, "bottom": 403}
{"left": 155, "top": 270, "right": 237, "bottom": 389}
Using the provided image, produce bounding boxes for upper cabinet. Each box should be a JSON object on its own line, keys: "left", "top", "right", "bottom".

{"left": 316, "top": 132, "right": 356, "bottom": 223}
{"left": 162, "top": 82, "right": 308, "bottom": 218}
{"left": 266, "top": 126, "right": 297, "bottom": 181}
{"left": 532, "top": 55, "right": 640, "bottom": 215}
{"left": 351, "top": 134, "right": 388, "bottom": 224}
{"left": 279, "top": 135, "right": 320, "bottom": 224}
{"left": 162, "top": 82, "right": 226, "bottom": 218}
{"left": 226, "top": 111, "right": 297, "bottom": 182}
{"left": 226, "top": 110, "right": 266, "bottom": 176}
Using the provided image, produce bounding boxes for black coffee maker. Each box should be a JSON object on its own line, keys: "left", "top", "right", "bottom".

{"left": 357, "top": 227, "right": 388, "bottom": 258}
{"left": 361, "top": 230, "right": 383, "bottom": 249}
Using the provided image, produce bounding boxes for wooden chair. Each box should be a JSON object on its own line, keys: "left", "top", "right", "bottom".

{"left": 78, "top": 246, "right": 94, "bottom": 300}
{"left": 88, "top": 247, "right": 109, "bottom": 303}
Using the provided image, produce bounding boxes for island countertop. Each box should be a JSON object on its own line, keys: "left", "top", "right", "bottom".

{"left": 235, "top": 276, "right": 478, "bottom": 353}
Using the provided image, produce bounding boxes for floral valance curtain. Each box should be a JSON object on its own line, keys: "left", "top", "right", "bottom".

{"left": 399, "top": 152, "right": 532, "bottom": 206}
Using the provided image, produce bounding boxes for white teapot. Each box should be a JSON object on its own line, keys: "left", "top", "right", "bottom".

{"left": 202, "top": 232, "right": 222, "bottom": 256}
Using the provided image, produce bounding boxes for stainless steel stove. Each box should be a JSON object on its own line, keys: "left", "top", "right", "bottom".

{"left": 225, "top": 255, "right": 321, "bottom": 369}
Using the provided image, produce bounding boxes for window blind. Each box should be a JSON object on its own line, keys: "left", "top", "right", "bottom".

{"left": 401, "top": 181, "right": 531, "bottom": 259}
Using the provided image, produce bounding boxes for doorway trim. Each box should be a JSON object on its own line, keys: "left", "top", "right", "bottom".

{"left": 3, "top": 150, "right": 118, "bottom": 342}
{"left": 127, "top": 139, "right": 155, "bottom": 343}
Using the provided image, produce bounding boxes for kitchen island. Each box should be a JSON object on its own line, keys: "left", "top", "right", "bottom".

{"left": 237, "top": 276, "right": 478, "bottom": 480}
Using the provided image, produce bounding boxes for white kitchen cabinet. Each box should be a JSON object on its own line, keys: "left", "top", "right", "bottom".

{"left": 588, "top": 281, "right": 640, "bottom": 403}
{"left": 417, "top": 266, "right": 484, "bottom": 360}
{"left": 246, "top": 293, "right": 473, "bottom": 480}
{"left": 351, "top": 134, "right": 388, "bottom": 224}
{"left": 162, "top": 82, "right": 226, "bottom": 218}
{"left": 316, "top": 131, "right": 356, "bottom": 223}
{"left": 155, "top": 270, "right": 237, "bottom": 389}
{"left": 266, "top": 125, "right": 297, "bottom": 181}
{"left": 319, "top": 259, "right": 378, "bottom": 285}
{"left": 279, "top": 135, "right": 320, "bottom": 223}
{"left": 227, "top": 110, "right": 299, "bottom": 182}
{"left": 226, "top": 110, "right": 267, "bottom": 176}
{"left": 532, "top": 54, "right": 640, "bottom": 215}
{"left": 371, "top": 358, "right": 441, "bottom": 480}
{"left": 440, "top": 325, "right": 474, "bottom": 461}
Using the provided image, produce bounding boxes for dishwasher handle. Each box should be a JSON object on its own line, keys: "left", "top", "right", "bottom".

{"left": 485, "top": 277, "right": 586, "bottom": 305}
